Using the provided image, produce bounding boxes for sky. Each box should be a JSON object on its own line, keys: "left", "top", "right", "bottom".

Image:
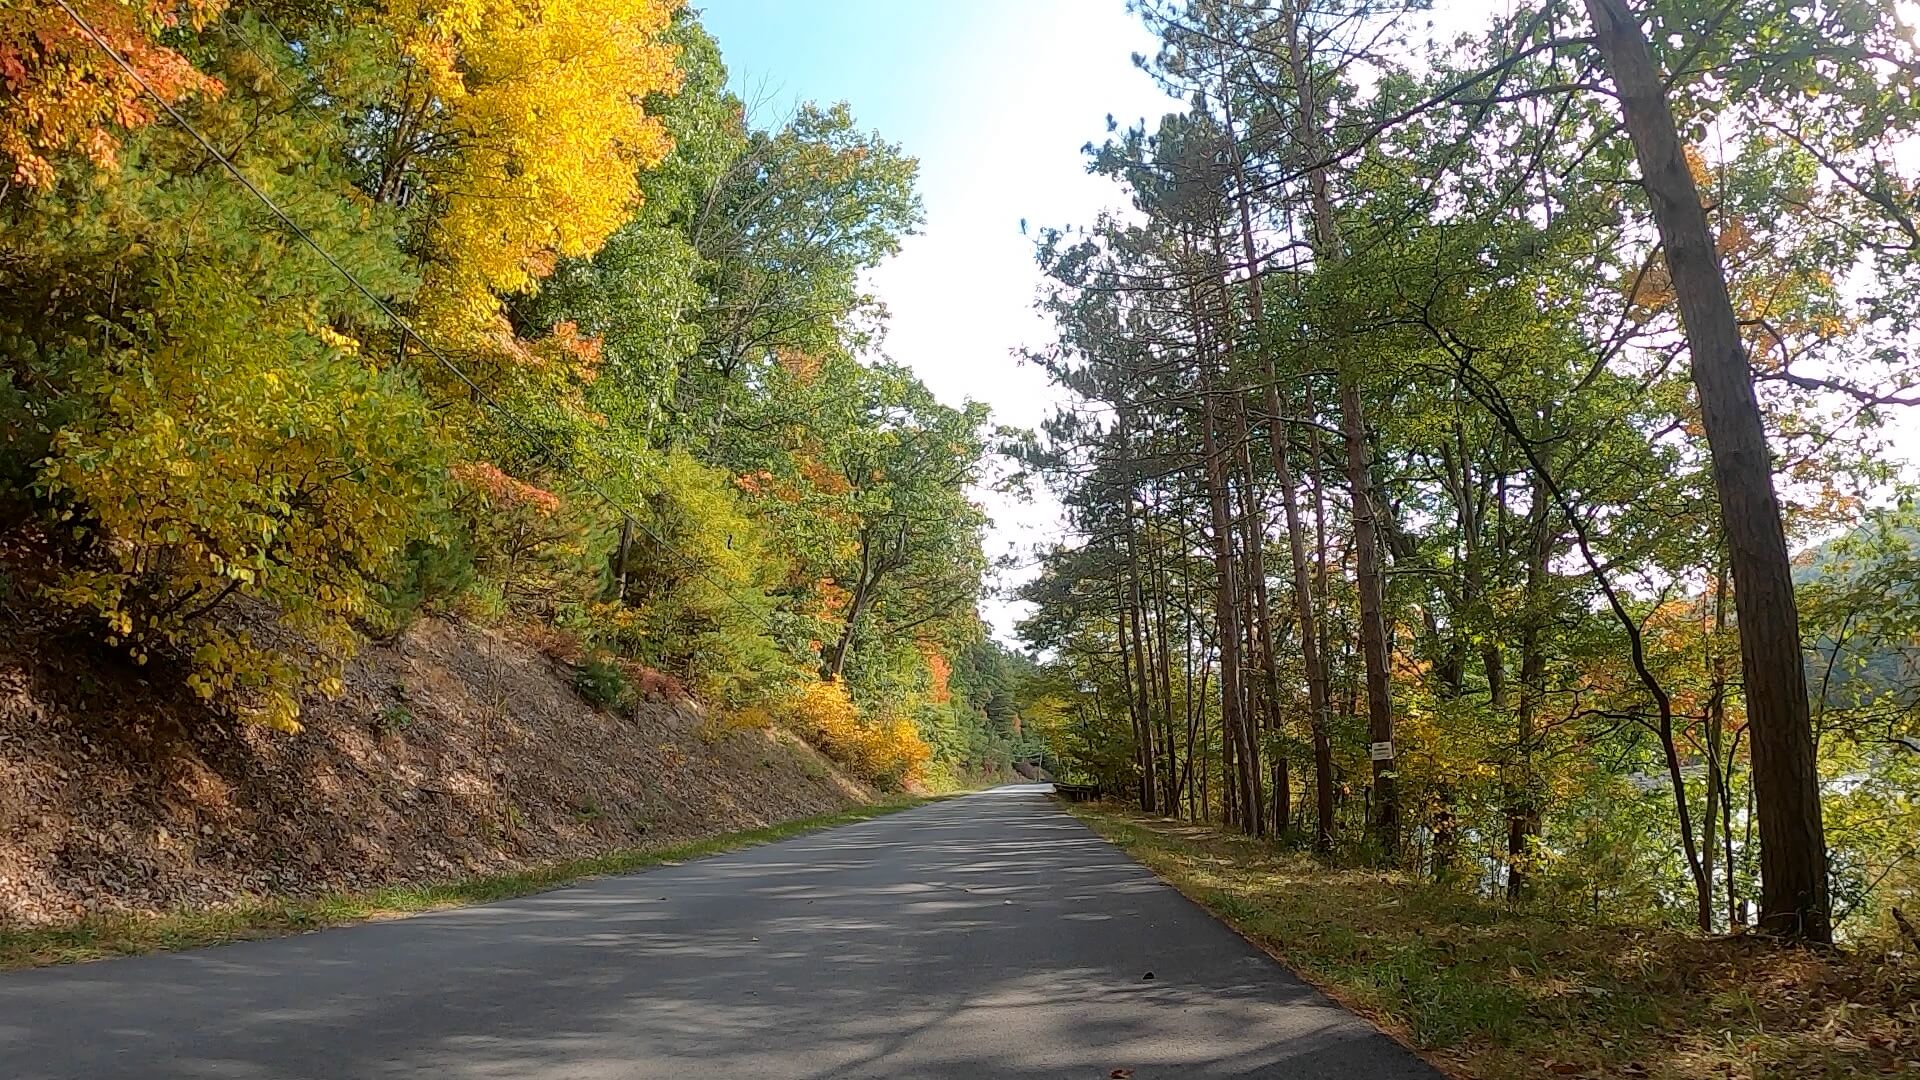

{"left": 699, "top": 0, "right": 1182, "bottom": 641}
{"left": 699, "top": 1, "right": 1920, "bottom": 643}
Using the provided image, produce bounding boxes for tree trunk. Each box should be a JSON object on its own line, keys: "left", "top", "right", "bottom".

{"left": 610, "top": 516, "right": 633, "bottom": 603}
{"left": 1703, "top": 558, "right": 1729, "bottom": 931}
{"left": 1221, "top": 700, "right": 1237, "bottom": 827}
{"left": 1148, "top": 483, "right": 1180, "bottom": 814}
{"left": 1585, "top": 0, "right": 1830, "bottom": 941}
{"left": 1234, "top": 395, "right": 1282, "bottom": 834}
{"left": 1280, "top": 0, "right": 1395, "bottom": 856}
{"left": 1223, "top": 78, "right": 1331, "bottom": 847}
{"left": 1118, "top": 444, "right": 1159, "bottom": 814}
{"left": 823, "top": 569, "right": 872, "bottom": 681}
{"left": 1507, "top": 492, "right": 1552, "bottom": 900}
{"left": 1339, "top": 377, "right": 1398, "bottom": 856}
{"left": 1655, "top": 694, "right": 1715, "bottom": 934}
{"left": 1201, "top": 369, "right": 1259, "bottom": 835}
{"left": 1121, "top": 588, "right": 1152, "bottom": 814}
{"left": 1117, "top": 599, "right": 1154, "bottom": 814}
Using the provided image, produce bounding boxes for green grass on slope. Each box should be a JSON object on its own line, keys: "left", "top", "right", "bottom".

{"left": 1066, "top": 802, "right": 1919, "bottom": 1080}
{"left": 1, "top": 795, "right": 933, "bottom": 970}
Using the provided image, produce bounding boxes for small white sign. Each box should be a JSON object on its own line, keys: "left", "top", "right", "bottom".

{"left": 1369, "top": 741, "right": 1395, "bottom": 761}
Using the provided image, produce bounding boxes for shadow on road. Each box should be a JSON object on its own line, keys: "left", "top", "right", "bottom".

{"left": 0, "top": 785, "right": 1437, "bottom": 1078}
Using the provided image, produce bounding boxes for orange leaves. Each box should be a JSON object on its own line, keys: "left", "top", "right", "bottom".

{"left": 0, "top": 0, "right": 227, "bottom": 187}
{"left": 775, "top": 347, "right": 824, "bottom": 382}
{"left": 732, "top": 454, "right": 850, "bottom": 508}
{"left": 1620, "top": 254, "right": 1676, "bottom": 319}
{"left": 797, "top": 454, "right": 851, "bottom": 496}
{"left": 1620, "top": 142, "right": 1853, "bottom": 387}
{"left": 1682, "top": 144, "right": 1713, "bottom": 192}
{"left": 528, "top": 320, "right": 604, "bottom": 384}
{"left": 452, "top": 461, "right": 562, "bottom": 516}
{"left": 1714, "top": 218, "right": 1750, "bottom": 259}
{"left": 1389, "top": 644, "right": 1430, "bottom": 681}
{"left": 733, "top": 470, "right": 774, "bottom": 496}
{"left": 810, "top": 578, "right": 852, "bottom": 619}
{"left": 546, "top": 321, "right": 601, "bottom": 365}
{"left": 452, "top": 460, "right": 600, "bottom": 615}
{"left": 921, "top": 643, "right": 952, "bottom": 704}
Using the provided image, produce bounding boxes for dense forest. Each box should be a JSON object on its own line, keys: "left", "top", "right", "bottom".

{"left": 8, "top": 0, "right": 1920, "bottom": 957}
{"left": 1015, "top": 0, "right": 1920, "bottom": 947}
{"left": 0, "top": 1, "right": 1041, "bottom": 790}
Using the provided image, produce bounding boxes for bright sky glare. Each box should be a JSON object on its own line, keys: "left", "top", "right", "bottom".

{"left": 701, "top": 1, "right": 1920, "bottom": 644}
{"left": 701, "top": 0, "right": 1182, "bottom": 642}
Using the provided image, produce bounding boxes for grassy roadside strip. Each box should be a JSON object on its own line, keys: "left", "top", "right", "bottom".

{"left": 1065, "top": 801, "right": 1918, "bottom": 1080}
{"left": 1, "top": 794, "right": 938, "bottom": 970}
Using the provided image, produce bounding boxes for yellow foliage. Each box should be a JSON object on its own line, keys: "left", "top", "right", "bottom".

{"left": 378, "top": 0, "right": 684, "bottom": 341}
{"left": 773, "top": 680, "right": 931, "bottom": 789}
{"left": 43, "top": 263, "right": 445, "bottom": 730}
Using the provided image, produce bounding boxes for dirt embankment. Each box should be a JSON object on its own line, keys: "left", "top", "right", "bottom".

{"left": 0, "top": 617, "right": 872, "bottom": 925}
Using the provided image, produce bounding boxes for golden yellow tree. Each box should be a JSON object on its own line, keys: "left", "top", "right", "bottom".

{"left": 369, "top": 0, "right": 684, "bottom": 346}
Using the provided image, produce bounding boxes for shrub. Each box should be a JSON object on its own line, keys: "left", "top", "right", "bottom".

{"left": 375, "top": 532, "right": 479, "bottom": 631}
{"left": 452, "top": 462, "right": 600, "bottom": 619}
{"left": 573, "top": 656, "right": 632, "bottom": 710}
{"left": 773, "top": 680, "right": 931, "bottom": 789}
{"left": 616, "top": 452, "right": 784, "bottom": 701}
{"left": 8, "top": 47, "right": 444, "bottom": 733}
{"left": 374, "top": 704, "right": 416, "bottom": 735}
{"left": 37, "top": 273, "right": 448, "bottom": 732}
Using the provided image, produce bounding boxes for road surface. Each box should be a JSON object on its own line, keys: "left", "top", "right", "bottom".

{"left": 0, "top": 785, "right": 1439, "bottom": 1078}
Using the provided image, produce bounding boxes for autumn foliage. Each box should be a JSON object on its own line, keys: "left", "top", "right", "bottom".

{"left": 375, "top": 0, "right": 683, "bottom": 341}
{"left": 0, "top": 0, "right": 227, "bottom": 188}
{"left": 0, "top": 1, "right": 996, "bottom": 801}
{"left": 774, "top": 680, "right": 931, "bottom": 790}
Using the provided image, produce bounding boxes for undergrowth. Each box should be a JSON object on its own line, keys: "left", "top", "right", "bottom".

{"left": 1067, "top": 802, "right": 1920, "bottom": 1080}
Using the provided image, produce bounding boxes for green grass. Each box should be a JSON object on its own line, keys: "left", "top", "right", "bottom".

{"left": 1, "top": 795, "right": 934, "bottom": 970}
{"left": 1066, "top": 802, "right": 1920, "bottom": 1080}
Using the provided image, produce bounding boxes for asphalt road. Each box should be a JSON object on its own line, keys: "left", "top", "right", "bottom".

{"left": 0, "top": 785, "right": 1439, "bottom": 1078}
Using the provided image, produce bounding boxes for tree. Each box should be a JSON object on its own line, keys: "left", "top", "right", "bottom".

{"left": 0, "top": 0, "right": 226, "bottom": 189}
{"left": 1583, "top": 0, "right": 1830, "bottom": 943}
{"left": 0, "top": 3, "right": 997, "bottom": 797}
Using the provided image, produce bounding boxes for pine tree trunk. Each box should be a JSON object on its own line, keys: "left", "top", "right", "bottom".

{"left": 1278, "top": 0, "right": 1395, "bottom": 856}
{"left": 1117, "top": 599, "right": 1153, "bottom": 814}
{"left": 1201, "top": 364, "right": 1259, "bottom": 835}
{"left": 1234, "top": 395, "right": 1280, "bottom": 834}
{"left": 1340, "top": 377, "right": 1398, "bottom": 857}
{"left": 1121, "top": 584, "right": 1152, "bottom": 810}
{"left": 1223, "top": 82, "right": 1328, "bottom": 846}
{"left": 1119, "top": 444, "right": 1160, "bottom": 814}
{"left": 1585, "top": 0, "right": 1829, "bottom": 941}
{"left": 1144, "top": 488, "right": 1175, "bottom": 807}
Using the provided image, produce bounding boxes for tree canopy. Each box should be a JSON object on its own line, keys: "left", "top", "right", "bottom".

{"left": 1014, "top": 0, "right": 1920, "bottom": 946}
{"left": 0, "top": 0, "right": 1030, "bottom": 790}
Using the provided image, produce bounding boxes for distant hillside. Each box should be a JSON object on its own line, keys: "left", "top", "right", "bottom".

{"left": 1795, "top": 517, "right": 1920, "bottom": 710}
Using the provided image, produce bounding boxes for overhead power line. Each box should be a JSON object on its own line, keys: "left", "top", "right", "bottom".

{"left": 51, "top": 0, "right": 767, "bottom": 620}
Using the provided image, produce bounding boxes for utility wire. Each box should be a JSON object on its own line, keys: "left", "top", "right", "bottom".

{"left": 52, "top": 0, "right": 768, "bottom": 619}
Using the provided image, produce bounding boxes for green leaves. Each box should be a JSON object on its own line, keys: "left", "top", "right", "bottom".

{"left": 0, "top": 4, "right": 993, "bottom": 760}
